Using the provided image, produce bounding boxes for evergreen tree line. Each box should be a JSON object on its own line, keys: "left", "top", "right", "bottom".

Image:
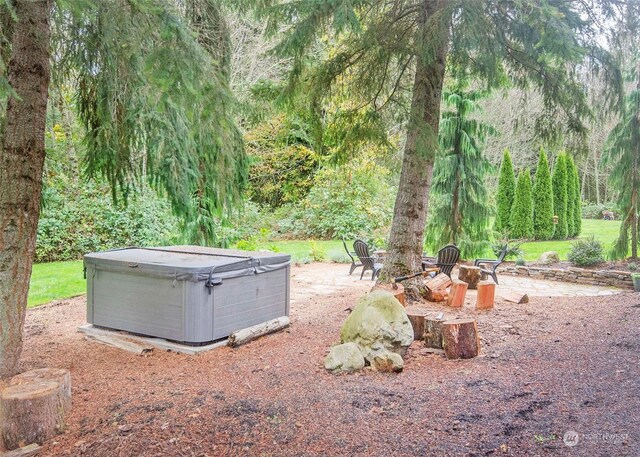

{"left": 495, "top": 150, "right": 581, "bottom": 241}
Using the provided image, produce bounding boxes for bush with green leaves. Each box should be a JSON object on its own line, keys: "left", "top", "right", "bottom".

{"left": 36, "top": 182, "right": 178, "bottom": 263}
{"left": 532, "top": 149, "right": 554, "bottom": 240}
{"left": 582, "top": 203, "right": 615, "bottom": 219}
{"left": 495, "top": 149, "right": 516, "bottom": 233}
{"left": 491, "top": 240, "right": 524, "bottom": 259}
{"left": 567, "top": 237, "right": 605, "bottom": 266}
{"left": 275, "top": 158, "right": 395, "bottom": 239}
{"left": 510, "top": 169, "right": 534, "bottom": 239}
{"left": 567, "top": 155, "right": 582, "bottom": 236}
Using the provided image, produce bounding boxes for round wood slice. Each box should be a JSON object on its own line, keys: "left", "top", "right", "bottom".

{"left": 1, "top": 381, "right": 68, "bottom": 450}
{"left": 405, "top": 306, "right": 430, "bottom": 340}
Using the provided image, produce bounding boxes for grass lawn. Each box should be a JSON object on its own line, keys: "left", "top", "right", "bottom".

{"left": 519, "top": 219, "right": 620, "bottom": 261}
{"left": 26, "top": 218, "right": 621, "bottom": 307}
{"left": 28, "top": 260, "right": 85, "bottom": 307}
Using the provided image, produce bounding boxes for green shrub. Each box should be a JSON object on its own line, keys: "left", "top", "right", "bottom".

{"left": 235, "top": 238, "right": 258, "bottom": 251}
{"left": 510, "top": 169, "right": 534, "bottom": 239}
{"left": 628, "top": 262, "right": 638, "bottom": 271}
{"left": 567, "top": 156, "right": 582, "bottom": 236}
{"left": 515, "top": 257, "right": 526, "bottom": 266}
{"left": 329, "top": 252, "right": 350, "bottom": 263}
{"left": 309, "top": 241, "right": 326, "bottom": 261}
{"left": 581, "top": 203, "right": 615, "bottom": 219}
{"left": 36, "top": 182, "right": 178, "bottom": 263}
{"left": 567, "top": 237, "right": 605, "bottom": 266}
{"left": 274, "top": 158, "right": 394, "bottom": 239}
{"left": 495, "top": 149, "right": 516, "bottom": 232}
{"left": 491, "top": 240, "right": 524, "bottom": 259}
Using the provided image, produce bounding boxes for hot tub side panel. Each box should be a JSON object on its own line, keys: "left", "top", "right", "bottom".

{"left": 212, "top": 266, "right": 290, "bottom": 339}
{"left": 88, "top": 267, "right": 187, "bottom": 341}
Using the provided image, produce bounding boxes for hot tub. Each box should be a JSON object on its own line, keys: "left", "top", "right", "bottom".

{"left": 84, "top": 246, "right": 290, "bottom": 344}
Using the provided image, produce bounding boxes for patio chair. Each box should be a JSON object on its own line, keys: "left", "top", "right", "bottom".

{"left": 474, "top": 244, "right": 508, "bottom": 284}
{"left": 422, "top": 244, "right": 460, "bottom": 278}
{"left": 353, "top": 239, "right": 383, "bottom": 281}
{"left": 342, "top": 239, "right": 363, "bottom": 275}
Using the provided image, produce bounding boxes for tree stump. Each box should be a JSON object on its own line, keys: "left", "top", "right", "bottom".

{"left": 405, "top": 306, "right": 430, "bottom": 340}
{"left": 446, "top": 280, "right": 468, "bottom": 308}
{"left": 372, "top": 283, "right": 405, "bottom": 306}
{"left": 1, "top": 380, "right": 70, "bottom": 450}
{"left": 458, "top": 265, "right": 482, "bottom": 289}
{"left": 442, "top": 318, "right": 479, "bottom": 359}
{"left": 424, "top": 317, "right": 445, "bottom": 349}
{"left": 476, "top": 280, "right": 496, "bottom": 310}
{"left": 9, "top": 368, "right": 72, "bottom": 416}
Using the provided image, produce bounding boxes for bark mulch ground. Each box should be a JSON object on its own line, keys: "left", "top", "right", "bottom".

{"left": 11, "top": 262, "right": 640, "bottom": 456}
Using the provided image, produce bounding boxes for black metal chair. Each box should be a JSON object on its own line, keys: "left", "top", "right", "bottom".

{"left": 353, "top": 239, "right": 383, "bottom": 281}
{"left": 342, "top": 239, "right": 363, "bottom": 275}
{"left": 422, "top": 244, "right": 460, "bottom": 278}
{"left": 474, "top": 244, "right": 508, "bottom": 284}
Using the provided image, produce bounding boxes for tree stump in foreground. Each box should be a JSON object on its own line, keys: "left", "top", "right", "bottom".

{"left": 9, "top": 368, "right": 72, "bottom": 415}
{"left": 406, "top": 307, "right": 430, "bottom": 340}
{"left": 1, "top": 380, "right": 70, "bottom": 450}
{"left": 442, "top": 318, "right": 479, "bottom": 359}
{"left": 424, "top": 316, "right": 446, "bottom": 349}
{"left": 458, "top": 265, "right": 482, "bottom": 289}
{"left": 446, "top": 280, "right": 468, "bottom": 308}
{"left": 476, "top": 280, "right": 496, "bottom": 310}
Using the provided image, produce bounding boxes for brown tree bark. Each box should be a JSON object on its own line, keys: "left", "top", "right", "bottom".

{"left": 0, "top": 0, "right": 52, "bottom": 379}
{"left": 383, "top": 0, "right": 450, "bottom": 282}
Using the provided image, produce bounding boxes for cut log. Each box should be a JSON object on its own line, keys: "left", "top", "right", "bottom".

{"left": 424, "top": 317, "right": 445, "bottom": 349}
{"left": 476, "top": 280, "right": 496, "bottom": 310}
{"left": 501, "top": 291, "right": 529, "bottom": 304}
{"left": 405, "top": 307, "right": 430, "bottom": 340}
{"left": 227, "top": 316, "right": 290, "bottom": 348}
{"left": 372, "top": 283, "right": 405, "bottom": 306}
{"left": 1, "top": 381, "right": 69, "bottom": 450}
{"left": 442, "top": 318, "right": 479, "bottom": 359}
{"left": 446, "top": 280, "right": 468, "bottom": 308}
{"left": 83, "top": 332, "right": 154, "bottom": 355}
{"left": 1, "top": 443, "right": 41, "bottom": 457}
{"left": 424, "top": 273, "right": 452, "bottom": 291}
{"left": 458, "top": 265, "right": 482, "bottom": 289}
{"left": 9, "top": 369, "right": 71, "bottom": 416}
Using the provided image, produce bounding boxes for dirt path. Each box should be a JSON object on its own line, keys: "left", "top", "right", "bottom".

{"left": 12, "top": 262, "right": 640, "bottom": 456}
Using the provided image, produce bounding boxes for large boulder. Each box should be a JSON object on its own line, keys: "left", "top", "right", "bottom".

{"left": 340, "top": 290, "right": 413, "bottom": 361}
{"left": 324, "top": 342, "right": 365, "bottom": 373}
{"left": 539, "top": 251, "right": 560, "bottom": 264}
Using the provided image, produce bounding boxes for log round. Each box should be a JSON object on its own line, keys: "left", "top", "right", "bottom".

{"left": 476, "top": 280, "right": 496, "bottom": 310}
{"left": 9, "top": 368, "right": 72, "bottom": 415}
{"left": 446, "top": 280, "right": 468, "bottom": 308}
{"left": 405, "top": 306, "right": 430, "bottom": 340}
{"left": 458, "top": 265, "right": 482, "bottom": 289}
{"left": 442, "top": 318, "right": 479, "bottom": 359}
{"left": 372, "top": 283, "right": 406, "bottom": 306}
{"left": 1, "top": 381, "right": 69, "bottom": 450}
{"left": 424, "top": 317, "right": 445, "bottom": 349}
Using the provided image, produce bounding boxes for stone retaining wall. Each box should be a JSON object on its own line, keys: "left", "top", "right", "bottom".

{"left": 497, "top": 266, "right": 634, "bottom": 290}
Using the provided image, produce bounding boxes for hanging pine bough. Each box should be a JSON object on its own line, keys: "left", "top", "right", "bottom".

{"left": 52, "top": 0, "right": 247, "bottom": 245}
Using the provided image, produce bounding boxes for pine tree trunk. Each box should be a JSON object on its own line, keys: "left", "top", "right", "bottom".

{"left": 383, "top": 0, "right": 449, "bottom": 280}
{"left": 0, "top": 0, "right": 52, "bottom": 379}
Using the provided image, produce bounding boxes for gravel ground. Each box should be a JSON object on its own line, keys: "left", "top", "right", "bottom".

{"left": 10, "top": 262, "right": 640, "bottom": 456}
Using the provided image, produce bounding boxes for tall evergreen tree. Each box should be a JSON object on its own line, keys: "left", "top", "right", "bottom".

{"left": 250, "top": 0, "right": 618, "bottom": 279}
{"left": 495, "top": 149, "right": 516, "bottom": 234}
{"left": 425, "top": 88, "right": 494, "bottom": 258}
{"left": 572, "top": 160, "right": 583, "bottom": 236}
{"left": 565, "top": 155, "right": 577, "bottom": 237}
{"left": 566, "top": 155, "right": 581, "bottom": 237}
{"left": 0, "top": 0, "right": 245, "bottom": 377}
{"left": 532, "top": 149, "right": 554, "bottom": 240}
{"left": 552, "top": 153, "right": 569, "bottom": 240}
{"left": 510, "top": 169, "right": 534, "bottom": 239}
